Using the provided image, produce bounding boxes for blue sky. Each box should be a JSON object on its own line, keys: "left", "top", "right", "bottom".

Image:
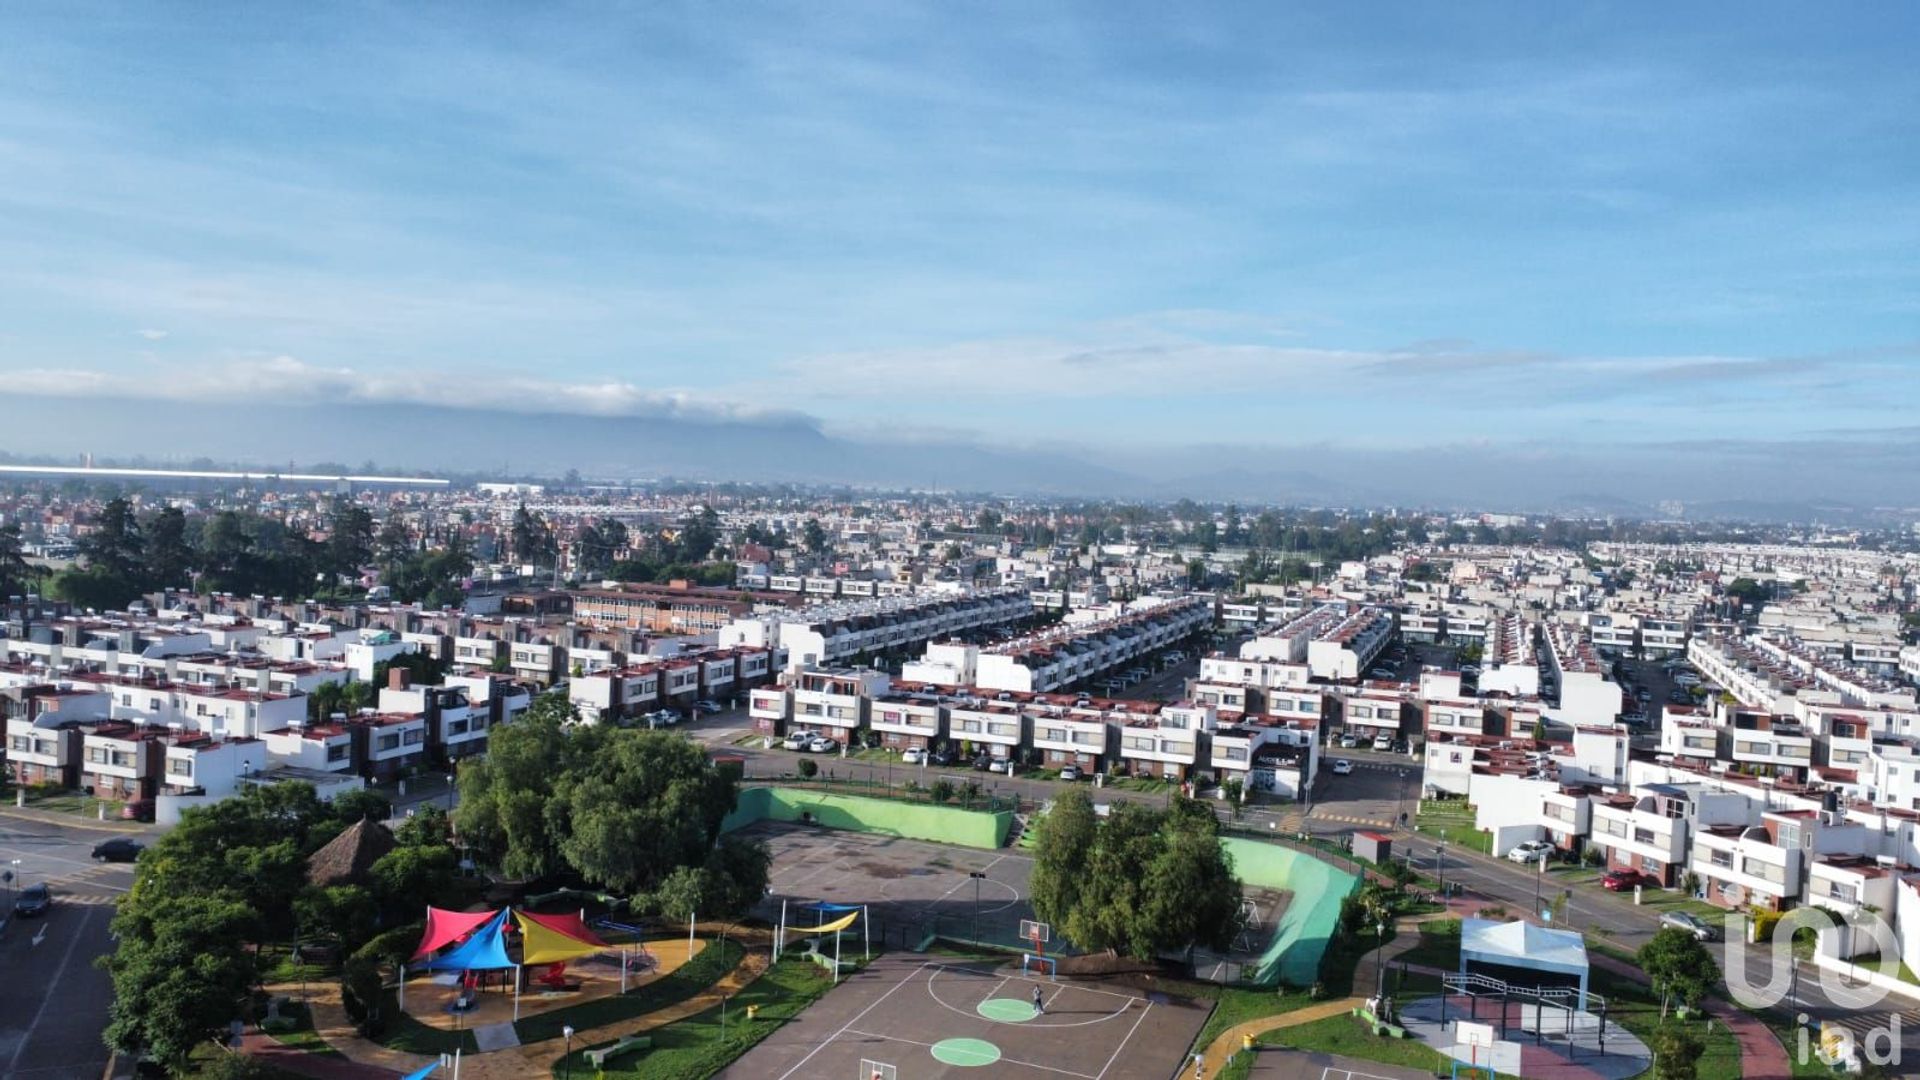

{"left": 3, "top": 2, "right": 1918, "bottom": 465}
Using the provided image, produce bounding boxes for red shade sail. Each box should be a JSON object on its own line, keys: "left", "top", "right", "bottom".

{"left": 411, "top": 906, "right": 506, "bottom": 961}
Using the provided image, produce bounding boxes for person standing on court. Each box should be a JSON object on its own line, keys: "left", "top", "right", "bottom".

{"left": 1032, "top": 984, "right": 1044, "bottom": 1015}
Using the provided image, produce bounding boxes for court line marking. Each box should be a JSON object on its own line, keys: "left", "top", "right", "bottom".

{"left": 842, "top": 1029, "right": 1097, "bottom": 1079}
{"left": 924, "top": 966, "right": 1136, "bottom": 1029}
{"left": 1320, "top": 1069, "right": 1409, "bottom": 1080}
{"left": 926, "top": 962, "right": 1146, "bottom": 1003}
{"left": 771, "top": 961, "right": 929, "bottom": 1080}
{"left": 1092, "top": 994, "right": 1152, "bottom": 1080}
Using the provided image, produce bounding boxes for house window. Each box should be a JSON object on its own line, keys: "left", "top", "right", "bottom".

{"left": 87, "top": 746, "right": 109, "bottom": 764}
{"left": 7, "top": 735, "right": 26, "bottom": 752}
{"left": 377, "top": 734, "right": 400, "bottom": 752}
{"left": 326, "top": 744, "right": 350, "bottom": 762}
{"left": 167, "top": 758, "right": 193, "bottom": 777}
{"left": 403, "top": 729, "right": 423, "bottom": 745}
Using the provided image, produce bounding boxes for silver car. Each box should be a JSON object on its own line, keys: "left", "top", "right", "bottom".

{"left": 1659, "top": 911, "right": 1719, "bottom": 941}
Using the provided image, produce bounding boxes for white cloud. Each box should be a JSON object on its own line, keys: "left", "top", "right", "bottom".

{"left": 135, "top": 328, "right": 169, "bottom": 341}
{"left": 5, "top": 356, "right": 811, "bottom": 427}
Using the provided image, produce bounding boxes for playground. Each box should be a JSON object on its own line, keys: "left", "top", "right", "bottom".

{"left": 400, "top": 932, "right": 704, "bottom": 1033}
{"left": 716, "top": 953, "right": 1210, "bottom": 1080}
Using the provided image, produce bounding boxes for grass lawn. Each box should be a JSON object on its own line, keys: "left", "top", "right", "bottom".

{"left": 1587, "top": 967, "right": 1744, "bottom": 1080}
{"left": 261, "top": 1002, "right": 344, "bottom": 1059}
{"left": 1411, "top": 801, "right": 1491, "bottom": 855}
{"left": 548, "top": 957, "right": 840, "bottom": 1079}
{"left": 1184, "top": 983, "right": 1318, "bottom": 1054}
{"left": 1637, "top": 891, "right": 1729, "bottom": 922}
{"left": 22, "top": 791, "right": 125, "bottom": 818}
{"left": 1103, "top": 775, "right": 1178, "bottom": 794}
{"left": 1546, "top": 864, "right": 1604, "bottom": 886}
{"left": 1261, "top": 1011, "right": 1521, "bottom": 1078}
{"left": 516, "top": 936, "right": 747, "bottom": 1043}
{"left": 1395, "top": 918, "right": 1461, "bottom": 971}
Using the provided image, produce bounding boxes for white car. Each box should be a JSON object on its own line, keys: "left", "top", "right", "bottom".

{"left": 806, "top": 736, "right": 839, "bottom": 754}
{"left": 1058, "top": 765, "right": 1081, "bottom": 782}
{"left": 782, "top": 733, "right": 811, "bottom": 751}
{"left": 1507, "top": 840, "right": 1554, "bottom": 864}
{"left": 900, "top": 747, "right": 926, "bottom": 764}
{"left": 1330, "top": 759, "right": 1353, "bottom": 775}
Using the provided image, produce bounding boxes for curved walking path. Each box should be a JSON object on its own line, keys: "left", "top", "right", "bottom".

{"left": 252, "top": 925, "right": 776, "bottom": 1080}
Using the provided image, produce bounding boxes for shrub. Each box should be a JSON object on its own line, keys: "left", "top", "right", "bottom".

{"left": 796, "top": 758, "right": 818, "bottom": 779}
{"left": 930, "top": 779, "right": 955, "bottom": 804}
{"left": 1751, "top": 908, "right": 1783, "bottom": 942}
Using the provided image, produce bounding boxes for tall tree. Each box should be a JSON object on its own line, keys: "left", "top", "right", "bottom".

{"left": 0, "top": 523, "right": 32, "bottom": 598}
{"left": 510, "top": 504, "right": 554, "bottom": 565}
{"left": 324, "top": 497, "right": 375, "bottom": 580}
{"left": 81, "top": 497, "right": 144, "bottom": 580}
{"left": 1029, "top": 786, "right": 1098, "bottom": 929}
{"left": 1639, "top": 927, "right": 1719, "bottom": 1019}
{"left": 376, "top": 516, "right": 414, "bottom": 570}
{"left": 142, "top": 506, "right": 195, "bottom": 590}
{"left": 101, "top": 895, "right": 261, "bottom": 1070}
{"left": 1040, "top": 797, "right": 1241, "bottom": 960}
{"left": 802, "top": 518, "right": 830, "bottom": 555}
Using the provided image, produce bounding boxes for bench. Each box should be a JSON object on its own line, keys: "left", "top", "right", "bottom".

{"left": 583, "top": 1035, "right": 652, "bottom": 1069}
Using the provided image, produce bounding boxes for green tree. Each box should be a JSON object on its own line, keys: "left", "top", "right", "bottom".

{"left": 328, "top": 787, "right": 393, "bottom": 824}
{"left": 369, "top": 844, "right": 458, "bottom": 918}
{"left": 0, "top": 523, "right": 35, "bottom": 598}
{"left": 392, "top": 803, "right": 452, "bottom": 848}
{"left": 675, "top": 507, "right": 721, "bottom": 563}
{"left": 295, "top": 884, "right": 380, "bottom": 952}
{"left": 1187, "top": 557, "right": 1209, "bottom": 588}
{"left": 1651, "top": 1022, "right": 1704, "bottom": 1080}
{"left": 82, "top": 496, "right": 144, "bottom": 580}
{"left": 1029, "top": 786, "right": 1098, "bottom": 931}
{"left": 1725, "top": 577, "right": 1769, "bottom": 613}
{"left": 376, "top": 515, "right": 414, "bottom": 569}
{"left": 101, "top": 895, "right": 260, "bottom": 1070}
{"left": 454, "top": 697, "right": 740, "bottom": 894}
{"left": 510, "top": 504, "right": 555, "bottom": 565}
{"left": 802, "top": 518, "right": 830, "bottom": 555}
{"left": 142, "top": 506, "right": 195, "bottom": 590}
{"left": 325, "top": 496, "right": 375, "bottom": 581}
{"left": 1639, "top": 927, "right": 1719, "bottom": 1018}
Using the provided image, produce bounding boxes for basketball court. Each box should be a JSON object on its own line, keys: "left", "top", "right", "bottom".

{"left": 717, "top": 953, "right": 1209, "bottom": 1080}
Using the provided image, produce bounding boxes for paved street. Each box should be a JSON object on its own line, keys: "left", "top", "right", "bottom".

{"left": 0, "top": 812, "right": 142, "bottom": 1080}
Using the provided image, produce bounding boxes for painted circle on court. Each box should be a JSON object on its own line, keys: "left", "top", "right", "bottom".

{"left": 930, "top": 1038, "right": 1003, "bottom": 1067}
{"left": 976, "top": 997, "right": 1038, "bottom": 1022}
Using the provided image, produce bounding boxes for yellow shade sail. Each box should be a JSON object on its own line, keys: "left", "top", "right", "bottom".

{"left": 515, "top": 910, "right": 605, "bottom": 965}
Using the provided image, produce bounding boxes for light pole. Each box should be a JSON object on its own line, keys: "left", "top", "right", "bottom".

{"left": 1436, "top": 840, "right": 1447, "bottom": 899}
{"left": 1534, "top": 853, "right": 1546, "bottom": 915}
{"left": 446, "top": 772, "right": 455, "bottom": 811}
{"left": 969, "top": 871, "right": 987, "bottom": 945}
{"left": 562, "top": 1024, "right": 575, "bottom": 1080}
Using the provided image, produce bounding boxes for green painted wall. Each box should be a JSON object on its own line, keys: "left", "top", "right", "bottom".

{"left": 721, "top": 787, "right": 1013, "bottom": 849}
{"left": 1222, "top": 837, "right": 1361, "bottom": 987}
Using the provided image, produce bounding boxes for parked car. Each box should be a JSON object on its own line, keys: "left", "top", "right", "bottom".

{"left": 12, "top": 882, "right": 51, "bottom": 918}
{"left": 1659, "top": 911, "right": 1720, "bottom": 941}
{"left": 121, "top": 799, "right": 155, "bottom": 823}
{"left": 806, "top": 736, "right": 839, "bottom": 754}
{"left": 988, "top": 759, "right": 1019, "bottom": 775}
{"left": 900, "top": 747, "right": 926, "bottom": 765}
{"left": 1368, "top": 667, "right": 1396, "bottom": 679}
{"left": 693, "top": 699, "right": 725, "bottom": 714}
{"left": 1338, "top": 734, "right": 1360, "bottom": 748}
{"left": 1372, "top": 734, "right": 1394, "bottom": 752}
{"left": 92, "top": 837, "right": 145, "bottom": 863}
{"left": 1058, "top": 765, "right": 1081, "bottom": 782}
{"left": 1331, "top": 759, "right": 1354, "bottom": 775}
{"left": 782, "top": 733, "right": 811, "bottom": 751}
{"left": 1601, "top": 869, "right": 1659, "bottom": 891}
{"left": 928, "top": 748, "right": 957, "bottom": 766}
{"left": 1507, "top": 840, "right": 1554, "bottom": 864}
{"left": 971, "top": 756, "right": 993, "bottom": 771}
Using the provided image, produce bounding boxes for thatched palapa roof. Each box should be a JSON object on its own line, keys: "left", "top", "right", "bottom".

{"left": 306, "top": 818, "right": 398, "bottom": 888}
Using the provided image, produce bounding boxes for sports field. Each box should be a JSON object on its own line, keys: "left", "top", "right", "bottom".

{"left": 717, "top": 954, "right": 1210, "bottom": 1080}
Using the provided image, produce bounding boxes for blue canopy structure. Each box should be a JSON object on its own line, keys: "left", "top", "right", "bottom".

{"left": 809, "top": 902, "right": 863, "bottom": 913}
{"left": 420, "top": 909, "right": 514, "bottom": 971}
{"left": 400, "top": 1065, "right": 440, "bottom": 1080}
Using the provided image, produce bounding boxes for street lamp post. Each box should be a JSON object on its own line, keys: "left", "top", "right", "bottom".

{"left": 1436, "top": 840, "right": 1448, "bottom": 898}
{"left": 446, "top": 772, "right": 456, "bottom": 811}
{"left": 969, "top": 871, "right": 987, "bottom": 945}
{"left": 562, "top": 1025, "right": 575, "bottom": 1080}
{"left": 1535, "top": 853, "right": 1546, "bottom": 915}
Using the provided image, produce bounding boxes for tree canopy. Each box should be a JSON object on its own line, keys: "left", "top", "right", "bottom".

{"left": 1030, "top": 791, "right": 1240, "bottom": 959}
{"left": 1639, "top": 926, "right": 1719, "bottom": 1018}
{"left": 453, "top": 694, "right": 757, "bottom": 900}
